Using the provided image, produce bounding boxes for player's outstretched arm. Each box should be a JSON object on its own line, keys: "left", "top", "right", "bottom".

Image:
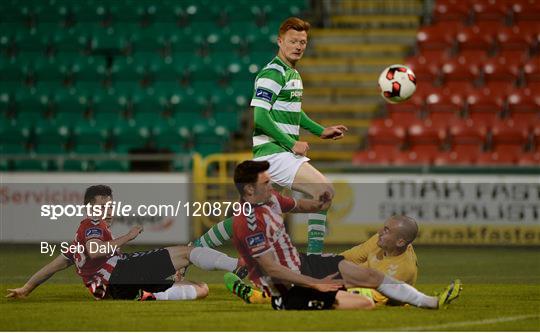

{"left": 320, "top": 125, "right": 348, "bottom": 140}
{"left": 6, "top": 254, "right": 73, "bottom": 299}
{"left": 255, "top": 251, "right": 342, "bottom": 292}
{"left": 86, "top": 225, "right": 143, "bottom": 259}
{"left": 299, "top": 110, "right": 348, "bottom": 140}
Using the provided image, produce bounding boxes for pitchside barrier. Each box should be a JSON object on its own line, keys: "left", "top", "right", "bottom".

{"left": 1, "top": 153, "right": 539, "bottom": 245}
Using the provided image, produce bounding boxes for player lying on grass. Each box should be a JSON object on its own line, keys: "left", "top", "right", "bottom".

{"left": 6, "top": 185, "right": 242, "bottom": 301}
{"left": 227, "top": 215, "right": 419, "bottom": 306}
{"left": 250, "top": 17, "right": 348, "bottom": 255}
{"left": 224, "top": 160, "right": 461, "bottom": 310}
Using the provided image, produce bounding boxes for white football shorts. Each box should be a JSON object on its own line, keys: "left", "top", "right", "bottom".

{"left": 253, "top": 152, "right": 310, "bottom": 188}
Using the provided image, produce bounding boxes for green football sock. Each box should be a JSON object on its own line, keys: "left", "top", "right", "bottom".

{"left": 193, "top": 217, "right": 234, "bottom": 248}
{"left": 307, "top": 210, "right": 327, "bottom": 255}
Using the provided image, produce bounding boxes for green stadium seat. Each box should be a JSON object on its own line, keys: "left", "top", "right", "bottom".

{"left": 62, "top": 159, "right": 90, "bottom": 171}
{"left": 112, "top": 124, "right": 150, "bottom": 153}
{"left": 73, "top": 143, "right": 106, "bottom": 154}
{"left": 153, "top": 123, "right": 191, "bottom": 153}
{"left": 145, "top": 81, "right": 182, "bottom": 103}
{"left": 2, "top": 64, "right": 26, "bottom": 82}
{"left": 149, "top": 62, "right": 183, "bottom": 82}
{"left": 110, "top": 57, "right": 146, "bottom": 82}
{"left": 111, "top": 81, "right": 144, "bottom": 98}
{"left": 94, "top": 159, "right": 129, "bottom": 171}
{"left": 53, "top": 32, "right": 89, "bottom": 53}
{"left": 173, "top": 109, "right": 208, "bottom": 129}
{"left": 127, "top": 52, "right": 166, "bottom": 69}
{"left": 213, "top": 110, "right": 241, "bottom": 132}
{"left": 34, "top": 123, "right": 70, "bottom": 145}
{"left": 0, "top": 143, "right": 27, "bottom": 155}
{"left": 34, "top": 143, "right": 66, "bottom": 154}
{"left": 72, "top": 121, "right": 109, "bottom": 146}
{"left": 34, "top": 60, "right": 65, "bottom": 82}
{"left": 72, "top": 61, "right": 107, "bottom": 83}
{"left": 0, "top": 159, "right": 9, "bottom": 171}
{"left": 229, "top": 79, "right": 253, "bottom": 99}
{"left": 54, "top": 111, "right": 88, "bottom": 127}
{"left": 91, "top": 28, "right": 127, "bottom": 51}
{"left": 131, "top": 35, "right": 167, "bottom": 53}
{"left": 13, "top": 159, "right": 48, "bottom": 171}
{"left": 53, "top": 94, "right": 87, "bottom": 114}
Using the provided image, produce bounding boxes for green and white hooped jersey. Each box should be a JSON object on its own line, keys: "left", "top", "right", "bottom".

{"left": 250, "top": 56, "right": 303, "bottom": 158}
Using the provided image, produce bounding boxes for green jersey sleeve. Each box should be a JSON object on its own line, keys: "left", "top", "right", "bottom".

{"left": 299, "top": 110, "right": 324, "bottom": 137}
{"left": 250, "top": 67, "right": 286, "bottom": 111}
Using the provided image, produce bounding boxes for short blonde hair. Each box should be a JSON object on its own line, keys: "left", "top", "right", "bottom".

{"left": 278, "top": 17, "right": 310, "bottom": 37}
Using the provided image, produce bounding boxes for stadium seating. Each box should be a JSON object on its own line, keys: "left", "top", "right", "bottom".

{"left": 0, "top": 0, "right": 308, "bottom": 170}
{"left": 356, "top": 0, "right": 539, "bottom": 166}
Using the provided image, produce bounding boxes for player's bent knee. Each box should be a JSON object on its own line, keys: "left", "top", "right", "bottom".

{"left": 334, "top": 291, "right": 375, "bottom": 310}
{"left": 195, "top": 283, "right": 209, "bottom": 299}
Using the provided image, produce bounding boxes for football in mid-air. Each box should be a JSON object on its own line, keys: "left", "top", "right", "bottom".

{"left": 378, "top": 64, "right": 417, "bottom": 104}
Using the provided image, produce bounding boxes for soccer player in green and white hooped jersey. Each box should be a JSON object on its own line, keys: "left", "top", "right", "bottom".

{"left": 194, "top": 17, "right": 348, "bottom": 256}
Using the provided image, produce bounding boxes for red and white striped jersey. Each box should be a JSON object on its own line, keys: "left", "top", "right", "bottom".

{"left": 63, "top": 218, "right": 120, "bottom": 299}
{"left": 232, "top": 190, "right": 300, "bottom": 296}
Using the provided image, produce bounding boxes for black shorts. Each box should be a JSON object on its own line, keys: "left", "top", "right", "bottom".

{"left": 272, "top": 253, "right": 345, "bottom": 310}
{"left": 108, "top": 248, "right": 176, "bottom": 300}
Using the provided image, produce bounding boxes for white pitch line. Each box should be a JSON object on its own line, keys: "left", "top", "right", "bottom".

{"left": 385, "top": 314, "right": 540, "bottom": 331}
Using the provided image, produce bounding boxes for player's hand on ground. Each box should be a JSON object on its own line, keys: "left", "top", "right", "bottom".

{"left": 127, "top": 225, "right": 144, "bottom": 240}
{"left": 292, "top": 141, "right": 309, "bottom": 156}
{"left": 320, "top": 125, "right": 348, "bottom": 140}
{"left": 6, "top": 287, "right": 29, "bottom": 299}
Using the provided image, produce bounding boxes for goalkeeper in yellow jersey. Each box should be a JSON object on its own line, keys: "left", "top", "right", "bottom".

{"left": 342, "top": 215, "right": 418, "bottom": 305}
{"left": 226, "top": 215, "right": 419, "bottom": 306}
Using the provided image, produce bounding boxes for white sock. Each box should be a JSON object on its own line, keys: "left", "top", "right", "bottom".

{"left": 376, "top": 275, "right": 438, "bottom": 308}
{"left": 154, "top": 284, "right": 197, "bottom": 300}
{"left": 189, "top": 247, "right": 238, "bottom": 272}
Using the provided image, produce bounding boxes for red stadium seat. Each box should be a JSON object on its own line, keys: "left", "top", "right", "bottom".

{"left": 496, "top": 26, "right": 534, "bottom": 60}
{"left": 476, "top": 151, "right": 516, "bottom": 165}
{"left": 385, "top": 94, "right": 424, "bottom": 126}
{"left": 455, "top": 50, "right": 490, "bottom": 64}
{"left": 416, "top": 25, "right": 455, "bottom": 54}
{"left": 367, "top": 120, "right": 406, "bottom": 153}
{"left": 484, "top": 81, "right": 515, "bottom": 98}
{"left": 441, "top": 58, "right": 481, "bottom": 92}
{"left": 507, "top": 89, "right": 540, "bottom": 127}
{"left": 449, "top": 119, "right": 488, "bottom": 156}
{"left": 432, "top": 1, "right": 471, "bottom": 23}
{"left": 425, "top": 92, "right": 464, "bottom": 128}
{"left": 533, "top": 124, "right": 540, "bottom": 146}
{"left": 517, "top": 152, "right": 540, "bottom": 165}
{"left": 511, "top": 2, "right": 540, "bottom": 23}
{"left": 515, "top": 21, "right": 540, "bottom": 42}
{"left": 353, "top": 150, "right": 391, "bottom": 165}
{"left": 482, "top": 56, "right": 521, "bottom": 87}
{"left": 472, "top": 1, "right": 509, "bottom": 25}
{"left": 407, "top": 120, "right": 446, "bottom": 159}
{"left": 405, "top": 56, "right": 440, "bottom": 83}
{"left": 456, "top": 26, "right": 495, "bottom": 54}
{"left": 392, "top": 151, "right": 432, "bottom": 165}
{"left": 466, "top": 90, "right": 504, "bottom": 125}
{"left": 433, "top": 151, "right": 474, "bottom": 165}
{"left": 415, "top": 81, "right": 440, "bottom": 98}
{"left": 524, "top": 57, "right": 540, "bottom": 87}
{"left": 490, "top": 120, "right": 529, "bottom": 158}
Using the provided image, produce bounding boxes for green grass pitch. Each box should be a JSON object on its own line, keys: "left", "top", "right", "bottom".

{"left": 1, "top": 244, "right": 539, "bottom": 331}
